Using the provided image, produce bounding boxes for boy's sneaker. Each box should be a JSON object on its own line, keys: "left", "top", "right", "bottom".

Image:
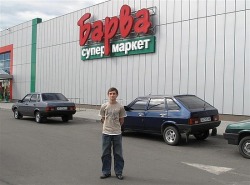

{"left": 116, "top": 174, "right": 123, "bottom": 180}
{"left": 100, "top": 174, "right": 111, "bottom": 179}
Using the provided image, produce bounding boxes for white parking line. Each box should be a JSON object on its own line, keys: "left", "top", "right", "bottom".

{"left": 182, "top": 162, "right": 233, "bottom": 175}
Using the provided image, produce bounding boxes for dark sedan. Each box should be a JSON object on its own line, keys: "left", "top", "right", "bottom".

{"left": 12, "top": 93, "right": 76, "bottom": 123}
{"left": 122, "top": 95, "right": 221, "bottom": 145}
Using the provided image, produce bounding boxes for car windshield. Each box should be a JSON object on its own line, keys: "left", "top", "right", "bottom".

{"left": 174, "top": 95, "right": 213, "bottom": 110}
{"left": 42, "top": 93, "right": 68, "bottom": 101}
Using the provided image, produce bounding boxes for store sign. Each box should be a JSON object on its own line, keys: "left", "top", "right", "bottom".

{"left": 81, "top": 36, "right": 155, "bottom": 60}
{"left": 77, "top": 4, "right": 155, "bottom": 60}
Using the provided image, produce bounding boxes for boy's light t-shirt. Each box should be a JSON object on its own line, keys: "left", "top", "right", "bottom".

{"left": 99, "top": 102, "right": 127, "bottom": 135}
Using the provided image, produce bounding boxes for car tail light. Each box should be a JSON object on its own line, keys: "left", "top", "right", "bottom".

{"left": 69, "top": 106, "right": 76, "bottom": 111}
{"left": 45, "top": 106, "right": 55, "bottom": 112}
{"left": 212, "top": 114, "right": 219, "bottom": 121}
{"left": 189, "top": 118, "right": 200, "bottom": 125}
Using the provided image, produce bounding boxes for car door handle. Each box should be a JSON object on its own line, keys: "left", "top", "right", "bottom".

{"left": 160, "top": 113, "right": 167, "bottom": 117}
{"left": 138, "top": 113, "right": 144, "bottom": 117}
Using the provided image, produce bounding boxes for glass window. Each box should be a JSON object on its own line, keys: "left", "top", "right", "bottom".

{"left": 148, "top": 98, "right": 165, "bottom": 110}
{"left": 4, "top": 61, "right": 10, "bottom": 68}
{"left": 42, "top": 93, "right": 68, "bottom": 101}
{"left": 3, "top": 68, "right": 10, "bottom": 74}
{"left": 4, "top": 53, "right": 10, "bottom": 59}
{"left": 174, "top": 95, "right": 213, "bottom": 110}
{"left": 30, "top": 94, "right": 38, "bottom": 102}
{"left": 0, "top": 62, "right": 4, "bottom": 69}
{"left": 166, "top": 98, "right": 180, "bottom": 110}
{"left": 130, "top": 99, "right": 148, "bottom": 110}
{"left": 22, "top": 94, "right": 32, "bottom": 102}
{"left": 0, "top": 52, "right": 11, "bottom": 74}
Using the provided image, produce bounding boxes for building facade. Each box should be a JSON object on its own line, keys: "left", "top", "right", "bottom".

{"left": 0, "top": 0, "right": 250, "bottom": 116}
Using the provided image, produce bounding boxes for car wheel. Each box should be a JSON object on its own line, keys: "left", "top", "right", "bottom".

{"left": 194, "top": 130, "right": 209, "bottom": 140}
{"left": 62, "top": 116, "right": 69, "bottom": 122}
{"left": 239, "top": 136, "right": 250, "bottom": 159}
{"left": 35, "top": 111, "right": 42, "bottom": 123}
{"left": 163, "top": 126, "right": 180, "bottom": 146}
{"left": 14, "top": 109, "right": 23, "bottom": 119}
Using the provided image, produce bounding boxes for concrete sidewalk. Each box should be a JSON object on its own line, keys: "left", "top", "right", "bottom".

{"left": 0, "top": 102, "right": 234, "bottom": 136}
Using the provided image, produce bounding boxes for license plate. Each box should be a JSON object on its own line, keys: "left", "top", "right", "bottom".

{"left": 200, "top": 117, "right": 211, "bottom": 122}
{"left": 57, "top": 107, "right": 68, "bottom": 110}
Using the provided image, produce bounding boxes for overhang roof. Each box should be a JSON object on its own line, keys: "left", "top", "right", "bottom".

{"left": 0, "top": 69, "right": 12, "bottom": 80}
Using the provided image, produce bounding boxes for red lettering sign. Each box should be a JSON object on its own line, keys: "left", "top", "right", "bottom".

{"left": 77, "top": 13, "right": 91, "bottom": 46}
{"left": 91, "top": 20, "right": 103, "bottom": 42}
{"left": 120, "top": 5, "right": 133, "bottom": 38}
{"left": 104, "top": 17, "right": 119, "bottom": 55}
{"left": 134, "top": 9, "right": 151, "bottom": 34}
{"left": 78, "top": 5, "right": 152, "bottom": 56}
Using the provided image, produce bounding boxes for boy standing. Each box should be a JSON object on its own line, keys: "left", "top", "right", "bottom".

{"left": 99, "top": 87, "right": 127, "bottom": 180}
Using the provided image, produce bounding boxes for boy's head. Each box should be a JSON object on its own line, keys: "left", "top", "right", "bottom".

{"left": 107, "top": 87, "right": 118, "bottom": 102}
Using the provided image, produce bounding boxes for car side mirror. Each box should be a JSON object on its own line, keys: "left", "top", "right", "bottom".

{"left": 18, "top": 100, "right": 22, "bottom": 103}
{"left": 124, "top": 106, "right": 132, "bottom": 111}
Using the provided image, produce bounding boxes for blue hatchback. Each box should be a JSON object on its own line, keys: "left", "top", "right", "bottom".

{"left": 122, "top": 95, "right": 221, "bottom": 145}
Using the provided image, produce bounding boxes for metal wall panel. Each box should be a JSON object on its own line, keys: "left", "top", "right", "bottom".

{"left": 158, "top": 25, "right": 167, "bottom": 94}
{"left": 151, "top": 0, "right": 159, "bottom": 95}
{"left": 160, "top": 0, "right": 167, "bottom": 24}
{"left": 233, "top": 11, "right": 245, "bottom": 114}
{"left": 182, "top": 0, "right": 190, "bottom": 21}
{"left": 165, "top": 23, "right": 174, "bottom": 95}
{"left": 196, "top": 18, "right": 206, "bottom": 100}
{"left": 180, "top": 21, "right": 189, "bottom": 94}
{"left": 207, "top": 0, "right": 216, "bottom": 16}
{"left": 174, "top": 0, "right": 182, "bottom": 22}
{"left": 188, "top": 19, "right": 198, "bottom": 95}
{"left": 236, "top": 0, "right": 246, "bottom": 11}
{"left": 167, "top": 0, "right": 175, "bottom": 23}
{"left": 36, "top": 49, "right": 41, "bottom": 91}
{"left": 244, "top": 10, "right": 250, "bottom": 115}
{"left": 205, "top": 16, "right": 216, "bottom": 105}
{"left": 223, "top": 13, "right": 235, "bottom": 114}
{"left": 216, "top": 0, "right": 226, "bottom": 15}
{"left": 226, "top": 0, "right": 235, "bottom": 13}
{"left": 172, "top": 22, "right": 181, "bottom": 95}
{"left": 190, "top": 0, "right": 198, "bottom": 19}
{"left": 151, "top": 36, "right": 159, "bottom": 95}
{"left": 199, "top": 0, "right": 207, "bottom": 17}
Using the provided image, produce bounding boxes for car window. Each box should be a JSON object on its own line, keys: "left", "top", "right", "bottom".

{"left": 42, "top": 93, "right": 68, "bottom": 101}
{"left": 37, "top": 94, "right": 41, "bottom": 102}
{"left": 148, "top": 98, "right": 165, "bottom": 110}
{"left": 130, "top": 99, "right": 148, "bottom": 110}
{"left": 30, "top": 94, "right": 38, "bottom": 102}
{"left": 174, "top": 95, "right": 213, "bottom": 110}
{"left": 22, "top": 94, "right": 32, "bottom": 102}
{"left": 166, "top": 98, "right": 180, "bottom": 111}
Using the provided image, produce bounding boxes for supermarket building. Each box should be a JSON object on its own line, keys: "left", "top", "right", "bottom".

{"left": 0, "top": 0, "right": 249, "bottom": 116}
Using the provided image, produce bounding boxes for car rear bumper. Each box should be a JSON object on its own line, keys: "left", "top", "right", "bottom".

{"left": 177, "top": 121, "right": 221, "bottom": 134}
{"left": 41, "top": 110, "right": 76, "bottom": 118}
{"left": 223, "top": 133, "right": 239, "bottom": 145}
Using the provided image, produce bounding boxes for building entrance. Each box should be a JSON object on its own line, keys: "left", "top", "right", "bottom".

{"left": 0, "top": 79, "right": 10, "bottom": 102}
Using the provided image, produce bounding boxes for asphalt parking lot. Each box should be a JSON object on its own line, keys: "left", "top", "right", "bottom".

{"left": 1, "top": 109, "right": 250, "bottom": 185}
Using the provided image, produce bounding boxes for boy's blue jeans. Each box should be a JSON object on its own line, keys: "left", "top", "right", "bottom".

{"left": 101, "top": 134, "right": 124, "bottom": 175}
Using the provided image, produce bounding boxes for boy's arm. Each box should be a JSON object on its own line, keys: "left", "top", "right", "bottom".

{"left": 101, "top": 117, "right": 105, "bottom": 124}
{"left": 119, "top": 117, "right": 124, "bottom": 125}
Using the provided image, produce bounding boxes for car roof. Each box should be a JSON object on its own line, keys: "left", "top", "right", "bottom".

{"left": 137, "top": 94, "right": 195, "bottom": 99}
{"left": 27, "top": 92, "right": 62, "bottom": 94}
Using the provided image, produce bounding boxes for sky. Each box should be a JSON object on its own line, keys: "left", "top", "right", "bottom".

{"left": 0, "top": 0, "right": 107, "bottom": 31}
